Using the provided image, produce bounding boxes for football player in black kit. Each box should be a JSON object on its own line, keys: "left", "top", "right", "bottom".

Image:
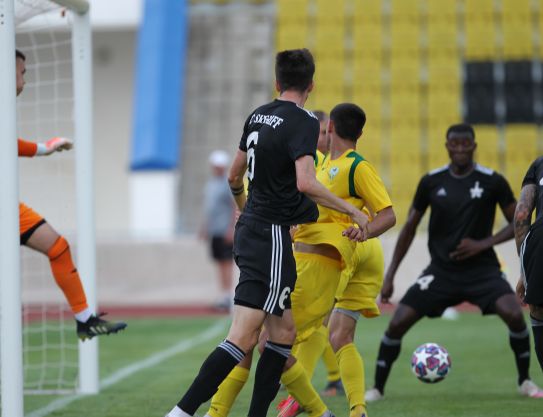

{"left": 165, "top": 49, "right": 370, "bottom": 417}
{"left": 515, "top": 156, "right": 543, "bottom": 373}
{"left": 364, "top": 123, "right": 543, "bottom": 402}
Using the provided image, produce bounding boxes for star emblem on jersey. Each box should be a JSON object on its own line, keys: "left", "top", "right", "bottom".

{"left": 329, "top": 167, "right": 339, "bottom": 180}
{"left": 470, "top": 181, "right": 484, "bottom": 199}
{"left": 437, "top": 187, "right": 447, "bottom": 197}
{"left": 539, "top": 177, "right": 543, "bottom": 186}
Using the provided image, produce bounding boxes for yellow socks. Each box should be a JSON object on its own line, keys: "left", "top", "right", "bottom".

{"left": 336, "top": 343, "right": 366, "bottom": 414}
{"left": 321, "top": 341, "right": 340, "bottom": 381}
{"left": 207, "top": 366, "right": 249, "bottom": 417}
{"left": 281, "top": 360, "right": 327, "bottom": 417}
{"left": 295, "top": 325, "right": 329, "bottom": 379}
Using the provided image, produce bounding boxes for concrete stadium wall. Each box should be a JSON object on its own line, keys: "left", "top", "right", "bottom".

{"left": 22, "top": 233, "right": 522, "bottom": 309}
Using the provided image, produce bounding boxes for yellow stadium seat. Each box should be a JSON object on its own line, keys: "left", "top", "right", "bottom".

{"left": 502, "top": 21, "right": 534, "bottom": 59}
{"left": 502, "top": 0, "right": 531, "bottom": 21}
{"left": 474, "top": 125, "right": 500, "bottom": 169}
{"left": 315, "top": 0, "right": 346, "bottom": 21}
{"left": 464, "top": 0, "right": 495, "bottom": 21}
{"left": 276, "top": 31, "right": 309, "bottom": 51}
{"left": 427, "top": 91, "right": 461, "bottom": 121}
{"left": 504, "top": 125, "right": 539, "bottom": 196}
{"left": 390, "top": 0, "right": 420, "bottom": 23}
{"left": 427, "top": 0, "right": 457, "bottom": 21}
{"left": 464, "top": 26, "right": 498, "bottom": 60}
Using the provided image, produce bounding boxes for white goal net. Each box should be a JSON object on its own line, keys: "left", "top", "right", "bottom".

{"left": 17, "top": 0, "right": 78, "bottom": 395}
{"left": 0, "top": 1, "right": 94, "bottom": 406}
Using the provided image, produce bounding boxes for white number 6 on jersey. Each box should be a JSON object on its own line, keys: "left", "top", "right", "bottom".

{"left": 247, "top": 132, "right": 259, "bottom": 181}
{"left": 416, "top": 274, "right": 434, "bottom": 291}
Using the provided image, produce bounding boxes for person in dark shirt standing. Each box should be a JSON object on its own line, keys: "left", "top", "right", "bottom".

{"left": 514, "top": 156, "right": 543, "bottom": 373}
{"left": 365, "top": 123, "right": 543, "bottom": 402}
{"left": 165, "top": 49, "right": 370, "bottom": 417}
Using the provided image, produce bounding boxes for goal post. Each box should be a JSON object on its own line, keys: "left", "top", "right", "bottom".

{"left": 0, "top": 0, "right": 93, "bottom": 415}
{"left": 71, "top": 6, "right": 97, "bottom": 395}
{"left": 0, "top": 2, "right": 24, "bottom": 417}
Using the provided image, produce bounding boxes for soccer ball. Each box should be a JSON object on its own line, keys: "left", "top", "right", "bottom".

{"left": 411, "top": 342, "right": 451, "bottom": 383}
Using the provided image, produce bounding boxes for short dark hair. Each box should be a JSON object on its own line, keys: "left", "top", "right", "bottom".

{"left": 330, "top": 103, "right": 366, "bottom": 142}
{"left": 446, "top": 123, "right": 475, "bottom": 140}
{"left": 16, "top": 49, "right": 26, "bottom": 61}
{"left": 275, "top": 48, "right": 315, "bottom": 93}
{"left": 312, "top": 110, "right": 328, "bottom": 122}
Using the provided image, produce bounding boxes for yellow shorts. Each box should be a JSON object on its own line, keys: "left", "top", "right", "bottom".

{"left": 292, "top": 251, "right": 342, "bottom": 344}
{"left": 335, "top": 237, "right": 384, "bottom": 318}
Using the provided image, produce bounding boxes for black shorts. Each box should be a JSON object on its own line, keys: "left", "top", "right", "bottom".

{"left": 400, "top": 264, "right": 514, "bottom": 318}
{"left": 232, "top": 216, "right": 295, "bottom": 317}
{"left": 521, "top": 225, "right": 543, "bottom": 306}
{"left": 210, "top": 236, "right": 233, "bottom": 261}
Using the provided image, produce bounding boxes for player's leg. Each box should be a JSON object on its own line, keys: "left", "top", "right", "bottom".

{"left": 529, "top": 305, "right": 543, "bottom": 372}
{"left": 246, "top": 309, "right": 297, "bottom": 417}
{"left": 468, "top": 269, "right": 542, "bottom": 397}
{"left": 278, "top": 252, "right": 341, "bottom": 417}
{"left": 328, "top": 309, "right": 365, "bottom": 417}
{"left": 211, "top": 236, "right": 234, "bottom": 311}
{"left": 319, "top": 325, "right": 343, "bottom": 397}
{"left": 205, "top": 351, "right": 253, "bottom": 417}
{"left": 368, "top": 304, "right": 421, "bottom": 399}
{"left": 295, "top": 324, "right": 331, "bottom": 380}
{"left": 521, "top": 227, "right": 543, "bottom": 374}
{"left": 494, "top": 293, "right": 533, "bottom": 386}
{"left": 25, "top": 222, "right": 89, "bottom": 317}
{"left": 168, "top": 305, "right": 262, "bottom": 417}
{"left": 20, "top": 204, "right": 126, "bottom": 339}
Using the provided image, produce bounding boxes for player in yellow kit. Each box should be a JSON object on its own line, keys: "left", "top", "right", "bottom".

{"left": 282, "top": 103, "right": 394, "bottom": 417}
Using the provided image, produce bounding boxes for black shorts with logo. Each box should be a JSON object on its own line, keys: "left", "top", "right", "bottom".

{"left": 400, "top": 264, "right": 514, "bottom": 318}
{"left": 232, "top": 216, "right": 296, "bottom": 317}
{"left": 521, "top": 225, "right": 543, "bottom": 306}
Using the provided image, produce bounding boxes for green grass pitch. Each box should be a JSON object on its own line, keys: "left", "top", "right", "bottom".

{"left": 23, "top": 312, "right": 542, "bottom": 417}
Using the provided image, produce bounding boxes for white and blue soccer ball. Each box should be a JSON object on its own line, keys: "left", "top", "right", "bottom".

{"left": 411, "top": 342, "right": 451, "bottom": 383}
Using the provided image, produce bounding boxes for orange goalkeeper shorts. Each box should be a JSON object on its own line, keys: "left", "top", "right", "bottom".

{"left": 19, "top": 202, "right": 45, "bottom": 244}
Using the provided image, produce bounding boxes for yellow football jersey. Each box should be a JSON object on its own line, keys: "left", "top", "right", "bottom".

{"left": 295, "top": 149, "right": 392, "bottom": 269}
{"left": 314, "top": 149, "right": 326, "bottom": 169}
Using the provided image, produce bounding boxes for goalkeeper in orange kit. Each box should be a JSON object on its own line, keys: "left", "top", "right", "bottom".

{"left": 16, "top": 49, "right": 126, "bottom": 340}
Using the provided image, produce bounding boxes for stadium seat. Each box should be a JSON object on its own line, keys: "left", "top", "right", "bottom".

{"left": 473, "top": 125, "right": 500, "bottom": 169}
{"left": 504, "top": 125, "right": 539, "bottom": 196}
{"left": 464, "top": 26, "right": 498, "bottom": 60}
{"left": 315, "top": 0, "right": 346, "bottom": 21}
{"left": 464, "top": 0, "right": 495, "bottom": 22}
{"left": 426, "top": 0, "right": 457, "bottom": 22}
{"left": 502, "top": 21, "right": 533, "bottom": 59}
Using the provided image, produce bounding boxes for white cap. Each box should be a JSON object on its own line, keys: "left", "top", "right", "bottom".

{"left": 209, "top": 150, "right": 229, "bottom": 167}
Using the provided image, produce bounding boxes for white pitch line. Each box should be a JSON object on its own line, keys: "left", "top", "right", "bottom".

{"left": 25, "top": 319, "right": 227, "bottom": 417}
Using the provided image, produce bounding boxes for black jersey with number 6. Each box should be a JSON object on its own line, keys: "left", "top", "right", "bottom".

{"left": 239, "top": 99, "right": 320, "bottom": 226}
{"left": 412, "top": 164, "right": 516, "bottom": 273}
{"left": 521, "top": 156, "right": 543, "bottom": 229}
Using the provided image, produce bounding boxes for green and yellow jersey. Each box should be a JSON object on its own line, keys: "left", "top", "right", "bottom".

{"left": 295, "top": 149, "right": 392, "bottom": 274}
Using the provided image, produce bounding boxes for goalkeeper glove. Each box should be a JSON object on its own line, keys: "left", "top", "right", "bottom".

{"left": 36, "top": 137, "right": 73, "bottom": 156}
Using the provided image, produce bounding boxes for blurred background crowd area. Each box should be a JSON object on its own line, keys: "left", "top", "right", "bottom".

{"left": 18, "top": 0, "right": 543, "bottom": 238}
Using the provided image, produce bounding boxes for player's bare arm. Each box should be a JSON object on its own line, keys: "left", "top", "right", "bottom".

{"left": 381, "top": 207, "right": 424, "bottom": 303}
{"left": 228, "top": 149, "right": 248, "bottom": 211}
{"left": 513, "top": 184, "right": 536, "bottom": 304}
{"left": 295, "top": 155, "right": 369, "bottom": 241}
{"left": 514, "top": 184, "right": 536, "bottom": 254}
{"left": 450, "top": 201, "right": 516, "bottom": 261}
